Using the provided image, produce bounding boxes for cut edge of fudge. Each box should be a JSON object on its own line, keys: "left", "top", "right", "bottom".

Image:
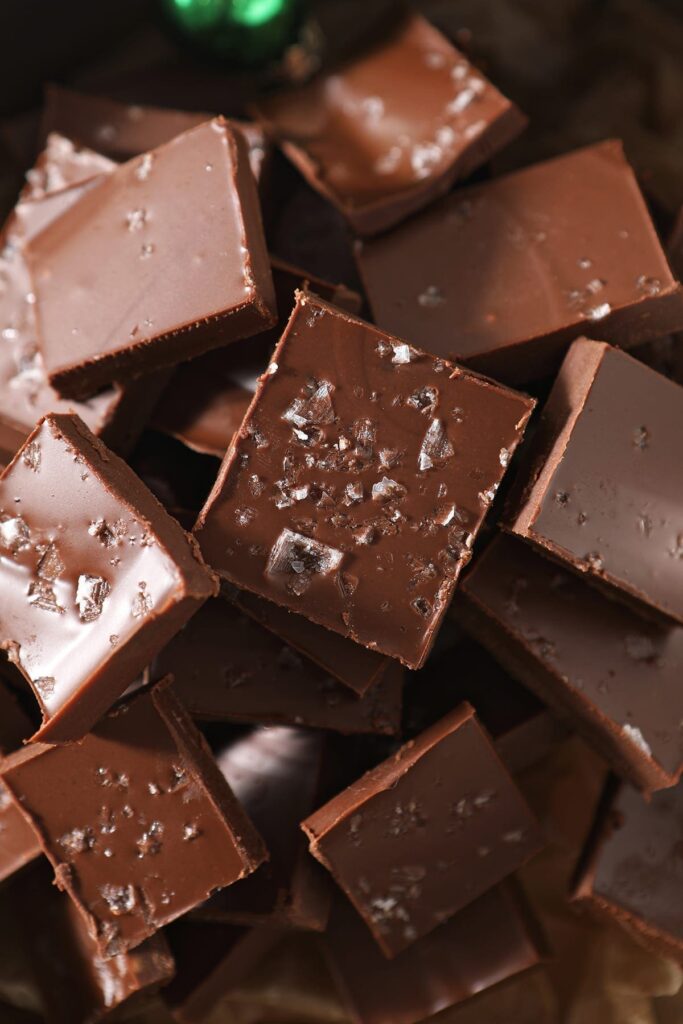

{"left": 0, "top": 413, "right": 217, "bottom": 743}
{"left": 31, "top": 119, "right": 277, "bottom": 400}
{"left": 455, "top": 554, "right": 680, "bottom": 794}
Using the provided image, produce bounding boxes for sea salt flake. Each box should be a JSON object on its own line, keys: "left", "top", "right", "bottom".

{"left": 418, "top": 419, "right": 454, "bottom": 471}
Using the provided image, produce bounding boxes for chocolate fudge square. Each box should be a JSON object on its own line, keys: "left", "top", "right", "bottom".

{"left": 194, "top": 292, "right": 534, "bottom": 669}
{"left": 302, "top": 703, "right": 543, "bottom": 958}
{"left": 357, "top": 141, "right": 683, "bottom": 383}
{"left": 28, "top": 118, "right": 276, "bottom": 398}
{"left": 253, "top": 13, "right": 524, "bottom": 236}
{"left": 0, "top": 413, "right": 215, "bottom": 742}
{"left": 508, "top": 339, "right": 683, "bottom": 627}
{"left": 1, "top": 680, "right": 266, "bottom": 957}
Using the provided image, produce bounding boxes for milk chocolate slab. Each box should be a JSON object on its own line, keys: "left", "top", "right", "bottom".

{"left": 509, "top": 339, "right": 683, "bottom": 627}
{"left": 253, "top": 13, "right": 525, "bottom": 236}
{"left": 163, "top": 920, "right": 279, "bottom": 1024}
{"left": 28, "top": 119, "right": 276, "bottom": 399}
{"left": 41, "top": 85, "right": 270, "bottom": 183}
{"left": 0, "top": 413, "right": 216, "bottom": 742}
{"left": 15, "top": 861, "right": 174, "bottom": 1024}
{"left": 154, "top": 599, "right": 402, "bottom": 736}
{"left": 198, "top": 728, "right": 330, "bottom": 930}
{"left": 1, "top": 680, "right": 267, "bottom": 957}
{"left": 357, "top": 141, "right": 683, "bottom": 384}
{"left": 0, "top": 777, "right": 41, "bottom": 884}
{"left": 301, "top": 703, "right": 543, "bottom": 957}
{"left": 458, "top": 535, "right": 683, "bottom": 791}
{"left": 195, "top": 292, "right": 533, "bottom": 669}
{"left": 232, "top": 587, "right": 390, "bottom": 696}
{"left": 324, "top": 884, "right": 544, "bottom": 1024}
{"left": 154, "top": 258, "right": 361, "bottom": 459}
{"left": 573, "top": 778, "right": 683, "bottom": 964}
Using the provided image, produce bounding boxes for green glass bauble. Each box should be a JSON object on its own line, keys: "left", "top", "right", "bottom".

{"left": 161, "top": 0, "right": 308, "bottom": 67}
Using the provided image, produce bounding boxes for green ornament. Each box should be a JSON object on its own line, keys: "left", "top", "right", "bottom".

{"left": 162, "top": 0, "right": 308, "bottom": 67}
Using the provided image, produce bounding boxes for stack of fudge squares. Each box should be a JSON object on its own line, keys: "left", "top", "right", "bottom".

{"left": 0, "top": 10, "right": 682, "bottom": 1024}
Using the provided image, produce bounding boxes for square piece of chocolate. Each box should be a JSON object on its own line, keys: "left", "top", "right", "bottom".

{"left": 0, "top": 777, "right": 41, "bottom": 885}
{"left": 154, "top": 599, "right": 402, "bottom": 735}
{"left": 253, "top": 13, "right": 525, "bottom": 235}
{"left": 1, "top": 680, "right": 266, "bottom": 957}
{"left": 324, "top": 884, "right": 544, "bottom": 1024}
{"left": 301, "top": 703, "right": 543, "bottom": 957}
{"left": 0, "top": 413, "right": 216, "bottom": 742}
{"left": 458, "top": 535, "right": 683, "bottom": 792}
{"left": 357, "top": 141, "right": 683, "bottom": 383}
{"left": 573, "top": 779, "right": 683, "bottom": 964}
{"left": 28, "top": 118, "right": 276, "bottom": 398}
{"left": 508, "top": 339, "right": 683, "bottom": 626}
{"left": 194, "top": 292, "right": 534, "bottom": 669}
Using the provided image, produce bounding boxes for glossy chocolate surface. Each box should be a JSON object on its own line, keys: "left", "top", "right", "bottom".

{"left": 324, "top": 885, "right": 543, "bottom": 1024}
{"left": 574, "top": 779, "right": 683, "bottom": 963}
{"left": 510, "top": 340, "right": 683, "bottom": 627}
{"left": 459, "top": 535, "right": 683, "bottom": 791}
{"left": 0, "top": 413, "right": 215, "bottom": 742}
{"left": 154, "top": 258, "right": 361, "bottom": 459}
{"left": 199, "top": 727, "right": 330, "bottom": 929}
{"left": 358, "top": 141, "right": 683, "bottom": 383}
{"left": 195, "top": 292, "right": 533, "bottom": 669}
{"left": 154, "top": 598, "right": 402, "bottom": 735}
{"left": 1, "top": 681, "right": 266, "bottom": 957}
{"left": 253, "top": 13, "right": 524, "bottom": 235}
{"left": 302, "top": 703, "right": 543, "bottom": 958}
{"left": 28, "top": 119, "right": 276, "bottom": 398}
{"left": 0, "top": 777, "right": 41, "bottom": 885}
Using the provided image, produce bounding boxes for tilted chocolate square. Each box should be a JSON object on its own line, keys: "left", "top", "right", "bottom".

{"left": 508, "top": 339, "right": 683, "bottom": 626}
{"left": 0, "top": 413, "right": 216, "bottom": 742}
{"left": 301, "top": 703, "right": 544, "bottom": 958}
{"left": 194, "top": 292, "right": 534, "bottom": 669}
{"left": 28, "top": 118, "right": 276, "bottom": 398}
{"left": 1, "top": 680, "right": 266, "bottom": 957}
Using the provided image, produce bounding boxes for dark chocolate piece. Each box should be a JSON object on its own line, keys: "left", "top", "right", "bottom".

{"left": 41, "top": 85, "right": 269, "bottom": 183}
{"left": 28, "top": 119, "right": 276, "bottom": 399}
{"left": 154, "top": 598, "right": 402, "bottom": 736}
{"left": 1, "top": 679, "right": 266, "bottom": 957}
{"left": 404, "top": 636, "right": 564, "bottom": 776}
{"left": 253, "top": 13, "right": 525, "bottom": 236}
{"left": 458, "top": 534, "right": 683, "bottom": 792}
{"left": 232, "top": 586, "right": 390, "bottom": 696}
{"left": 573, "top": 778, "right": 683, "bottom": 964}
{"left": 198, "top": 727, "right": 330, "bottom": 930}
{"left": 153, "top": 257, "right": 361, "bottom": 459}
{"left": 301, "top": 703, "right": 543, "bottom": 957}
{"left": 357, "top": 141, "right": 683, "bottom": 384}
{"left": 14, "top": 860, "right": 174, "bottom": 1024}
{"left": 163, "top": 919, "right": 279, "bottom": 1024}
{"left": 0, "top": 412, "right": 216, "bottom": 743}
{"left": 508, "top": 339, "right": 683, "bottom": 627}
{"left": 0, "top": 777, "right": 41, "bottom": 885}
{"left": 324, "top": 884, "right": 544, "bottom": 1024}
{"left": 195, "top": 292, "right": 534, "bottom": 669}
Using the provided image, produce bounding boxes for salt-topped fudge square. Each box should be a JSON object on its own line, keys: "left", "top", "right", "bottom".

{"left": 195, "top": 291, "right": 533, "bottom": 669}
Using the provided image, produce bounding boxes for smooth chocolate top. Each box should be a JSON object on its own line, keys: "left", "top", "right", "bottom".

{"left": 154, "top": 598, "right": 402, "bottom": 735}
{"left": 28, "top": 119, "right": 275, "bottom": 398}
{"left": 1, "top": 681, "right": 266, "bottom": 957}
{"left": 575, "top": 781, "right": 683, "bottom": 955}
{"left": 459, "top": 535, "right": 683, "bottom": 789}
{"left": 201, "top": 727, "right": 330, "bottom": 929}
{"left": 195, "top": 292, "right": 533, "bottom": 669}
{"left": 253, "top": 13, "right": 524, "bottom": 234}
{"left": 154, "top": 258, "right": 361, "bottom": 459}
{"left": 0, "top": 413, "right": 215, "bottom": 742}
{"left": 324, "top": 885, "right": 543, "bottom": 1024}
{"left": 0, "top": 778, "right": 41, "bottom": 885}
{"left": 357, "top": 141, "right": 683, "bottom": 383}
{"left": 302, "top": 703, "right": 543, "bottom": 958}
{"left": 510, "top": 340, "right": 683, "bottom": 627}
